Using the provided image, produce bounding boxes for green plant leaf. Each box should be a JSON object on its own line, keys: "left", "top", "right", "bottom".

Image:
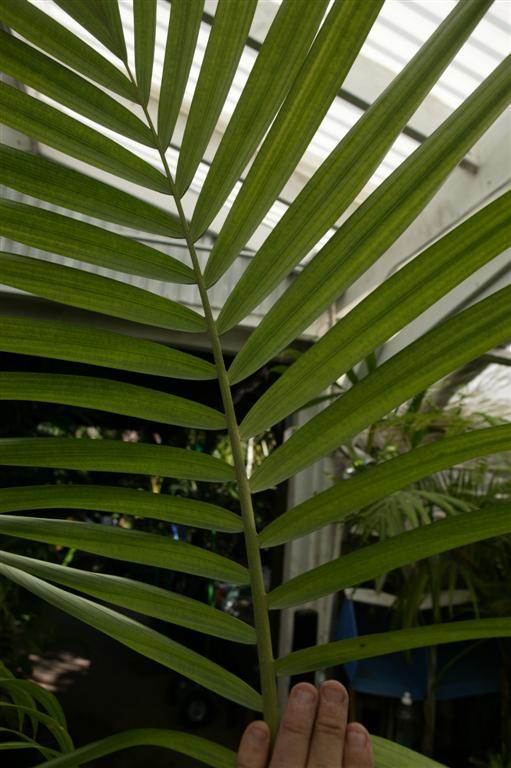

{"left": 0, "top": 743, "right": 49, "bottom": 752}
{"left": 53, "top": 0, "right": 127, "bottom": 61}
{"left": 0, "top": 678, "right": 68, "bottom": 732}
{"left": 0, "top": 31, "right": 151, "bottom": 145}
{"left": 190, "top": 0, "right": 329, "bottom": 237}
{"left": 0, "top": 83, "right": 169, "bottom": 193}
{"left": 175, "top": 0, "right": 257, "bottom": 197}
{"left": 0, "top": 515, "right": 246, "bottom": 583}
{"left": 133, "top": 0, "right": 156, "bottom": 106}
{"left": 0, "top": 484, "right": 240, "bottom": 533}
{"left": 2, "top": 0, "right": 510, "bottom": 754}
{"left": 0, "top": 661, "right": 36, "bottom": 734}
{"left": 230, "top": 55, "right": 511, "bottom": 381}
{"left": 241, "top": 191, "right": 511, "bottom": 432}
{"left": 0, "top": 743, "right": 47, "bottom": 752}
{"left": 0, "top": 727, "right": 59, "bottom": 761}
{"left": 250, "top": 286, "right": 511, "bottom": 491}
{"left": 0, "top": 565, "right": 260, "bottom": 710}
{"left": 157, "top": 0, "right": 204, "bottom": 151}
{"left": 0, "top": 438, "right": 235, "bottom": 483}
{"left": 0, "top": 552, "right": 255, "bottom": 644}
{"left": 203, "top": 0, "right": 384, "bottom": 286}
{"left": 0, "top": 373, "right": 225, "bottom": 431}
{"left": 0, "top": 316, "right": 216, "bottom": 380}
{"left": 0, "top": 704, "right": 73, "bottom": 754}
{"left": 0, "top": 201, "right": 191, "bottom": 284}
{"left": 32, "top": 729, "right": 236, "bottom": 768}
{"left": 0, "top": 0, "right": 135, "bottom": 100}
{"left": 275, "top": 617, "right": 511, "bottom": 674}
{"left": 372, "top": 736, "right": 447, "bottom": 768}
{"left": 0, "top": 252, "right": 205, "bottom": 333}
{"left": 259, "top": 425, "right": 511, "bottom": 547}
{"left": 269, "top": 504, "right": 511, "bottom": 609}
{"left": 0, "top": 146, "right": 183, "bottom": 240}
{"left": 217, "top": 0, "right": 492, "bottom": 333}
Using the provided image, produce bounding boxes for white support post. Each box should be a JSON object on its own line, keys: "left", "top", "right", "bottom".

{"left": 277, "top": 407, "right": 343, "bottom": 711}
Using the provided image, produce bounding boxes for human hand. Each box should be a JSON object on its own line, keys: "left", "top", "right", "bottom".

{"left": 236, "top": 681, "right": 373, "bottom": 767}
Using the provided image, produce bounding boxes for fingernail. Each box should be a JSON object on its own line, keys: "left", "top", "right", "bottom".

{"left": 248, "top": 725, "right": 268, "bottom": 746}
{"left": 321, "top": 682, "right": 346, "bottom": 704}
{"left": 347, "top": 728, "right": 367, "bottom": 750}
{"left": 293, "top": 685, "right": 316, "bottom": 706}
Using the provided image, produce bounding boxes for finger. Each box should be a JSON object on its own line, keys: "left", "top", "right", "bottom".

{"left": 236, "top": 721, "right": 271, "bottom": 768}
{"left": 308, "top": 681, "right": 349, "bottom": 768}
{"left": 342, "top": 724, "right": 374, "bottom": 768}
{"left": 269, "top": 683, "right": 318, "bottom": 768}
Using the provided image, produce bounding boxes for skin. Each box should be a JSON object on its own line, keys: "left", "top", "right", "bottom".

{"left": 236, "top": 681, "right": 374, "bottom": 768}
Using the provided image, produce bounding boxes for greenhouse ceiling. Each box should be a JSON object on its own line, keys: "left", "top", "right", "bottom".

{"left": 14, "top": 0, "right": 511, "bottom": 253}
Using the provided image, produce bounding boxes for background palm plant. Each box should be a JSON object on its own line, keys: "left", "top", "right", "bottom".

{"left": 0, "top": 659, "right": 76, "bottom": 762}
{"left": 0, "top": 0, "right": 510, "bottom": 765}
{"left": 332, "top": 395, "right": 510, "bottom": 756}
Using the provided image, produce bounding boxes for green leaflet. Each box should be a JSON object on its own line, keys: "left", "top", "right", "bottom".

{"left": 0, "top": 565, "right": 260, "bottom": 711}
{"left": 0, "top": 744, "right": 45, "bottom": 753}
{"left": 274, "top": 617, "right": 511, "bottom": 673}
{"left": 175, "top": 0, "right": 257, "bottom": 197}
{"left": 218, "top": 0, "right": 493, "bottom": 336}
{"left": 0, "top": 438, "right": 235, "bottom": 483}
{"left": 0, "top": 743, "right": 42, "bottom": 752}
{"left": 372, "top": 737, "right": 447, "bottom": 768}
{"left": 0, "top": 662, "right": 36, "bottom": 735}
{"left": 0, "top": 252, "right": 205, "bottom": 333}
{"left": 259, "top": 425, "right": 511, "bottom": 547}
{"left": 203, "top": 0, "right": 384, "bottom": 286}
{"left": 0, "top": 0, "right": 135, "bottom": 100}
{"left": 0, "top": 516, "right": 246, "bottom": 583}
{"left": 133, "top": 0, "right": 156, "bottom": 106}
{"left": 0, "top": 372, "right": 225, "bottom": 431}
{"left": 1, "top": 1, "right": 508, "bottom": 758}
{"left": 31, "top": 729, "right": 236, "bottom": 768}
{"left": 0, "top": 83, "right": 169, "bottom": 194}
{"left": 53, "top": 0, "right": 127, "bottom": 61}
{"left": 230, "top": 56, "right": 511, "bottom": 382}
{"left": 0, "top": 316, "right": 216, "bottom": 380}
{"left": 0, "top": 146, "right": 184, "bottom": 240}
{"left": 0, "top": 704, "right": 73, "bottom": 754}
{"left": 0, "top": 31, "right": 151, "bottom": 145}
{"left": 0, "top": 552, "right": 254, "bottom": 644}
{"left": 0, "top": 731, "right": 58, "bottom": 760}
{"left": 0, "top": 484, "right": 240, "bottom": 533}
{"left": 0, "top": 201, "right": 191, "bottom": 284}
{"left": 157, "top": 0, "right": 204, "bottom": 151}
{"left": 0, "top": 732, "right": 58, "bottom": 760}
{"left": 96, "top": 0, "right": 127, "bottom": 60}
{"left": 0, "top": 677, "right": 68, "bottom": 733}
{"left": 268, "top": 504, "right": 511, "bottom": 609}
{"left": 241, "top": 191, "right": 511, "bottom": 434}
{"left": 190, "top": 0, "right": 328, "bottom": 236}
{"left": 0, "top": 743, "right": 46, "bottom": 752}
{"left": 250, "top": 286, "right": 511, "bottom": 492}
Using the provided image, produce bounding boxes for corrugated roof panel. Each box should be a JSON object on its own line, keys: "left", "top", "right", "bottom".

{"left": 360, "top": 0, "right": 510, "bottom": 108}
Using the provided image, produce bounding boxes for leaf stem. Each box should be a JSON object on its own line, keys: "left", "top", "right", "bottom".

{"left": 128, "top": 68, "right": 279, "bottom": 737}
{"left": 172, "top": 189, "right": 279, "bottom": 738}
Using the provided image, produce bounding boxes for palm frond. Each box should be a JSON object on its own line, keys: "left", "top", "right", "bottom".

{"left": 0, "top": 2, "right": 509, "bottom": 764}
